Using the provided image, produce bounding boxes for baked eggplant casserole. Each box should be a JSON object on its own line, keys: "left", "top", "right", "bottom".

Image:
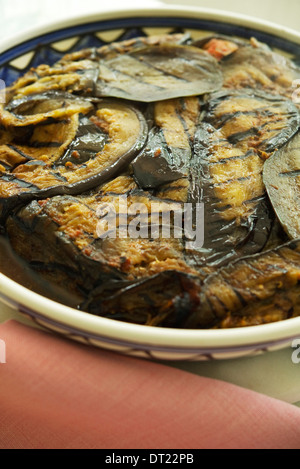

{"left": 0, "top": 32, "right": 300, "bottom": 329}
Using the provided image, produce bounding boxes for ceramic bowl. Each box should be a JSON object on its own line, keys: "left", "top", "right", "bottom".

{"left": 1, "top": 5, "right": 300, "bottom": 361}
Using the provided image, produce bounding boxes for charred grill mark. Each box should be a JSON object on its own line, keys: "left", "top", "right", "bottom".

{"left": 127, "top": 54, "right": 191, "bottom": 83}
{"left": 279, "top": 170, "right": 300, "bottom": 177}
{"left": 29, "top": 141, "right": 63, "bottom": 148}
{"left": 206, "top": 294, "right": 224, "bottom": 316}
{"left": 175, "top": 109, "right": 193, "bottom": 144}
{"left": 210, "top": 107, "right": 275, "bottom": 127}
{"left": 212, "top": 175, "right": 252, "bottom": 187}
{"left": 226, "top": 116, "right": 284, "bottom": 145}
{"left": 0, "top": 162, "right": 11, "bottom": 171}
{"left": 189, "top": 90, "right": 300, "bottom": 268}
{"left": 209, "top": 150, "right": 256, "bottom": 164}
{"left": 1, "top": 173, "right": 39, "bottom": 190}
{"left": 101, "top": 63, "right": 166, "bottom": 91}
{"left": 228, "top": 285, "right": 249, "bottom": 307}
{"left": 50, "top": 172, "right": 68, "bottom": 183}
{"left": 157, "top": 184, "right": 189, "bottom": 194}
{"left": 241, "top": 194, "right": 267, "bottom": 205}
{"left": 7, "top": 145, "right": 35, "bottom": 160}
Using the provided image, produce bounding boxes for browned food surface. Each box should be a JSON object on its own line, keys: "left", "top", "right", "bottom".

{"left": 221, "top": 38, "right": 300, "bottom": 97}
{"left": 187, "top": 90, "right": 299, "bottom": 269}
{"left": 264, "top": 131, "right": 300, "bottom": 240}
{"left": 7, "top": 175, "right": 204, "bottom": 327}
{"left": 185, "top": 240, "right": 300, "bottom": 328}
{"left": 1, "top": 32, "right": 300, "bottom": 329}
{"left": 7, "top": 175, "right": 199, "bottom": 280}
{"left": 0, "top": 99, "right": 148, "bottom": 219}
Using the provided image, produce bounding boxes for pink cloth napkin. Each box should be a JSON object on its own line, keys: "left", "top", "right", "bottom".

{"left": 0, "top": 320, "right": 300, "bottom": 449}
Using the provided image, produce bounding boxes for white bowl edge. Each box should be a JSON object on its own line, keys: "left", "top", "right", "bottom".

{"left": 0, "top": 5, "right": 300, "bottom": 352}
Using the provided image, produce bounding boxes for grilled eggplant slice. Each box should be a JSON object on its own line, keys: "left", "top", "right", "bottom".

{"left": 0, "top": 116, "right": 79, "bottom": 173}
{"left": 7, "top": 175, "right": 198, "bottom": 283}
{"left": 0, "top": 100, "right": 148, "bottom": 219}
{"left": 1, "top": 91, "right": 94, "bottom": 127}
{"left": 7, "top": 175, "right": 205, "bottom": 327}
{"left": 3, "top": 59, "right": 101, "bottom": 106}
{"left": 96, "top": 44, "right": 223, "bottom": 102}
{"left": 264, "top": 131, "right": 300, "bottom": 239}
{"left": 58, "top": 35, "right": 222, "bottom": 103}
{"left": 83, "top": 271, "right": 204, "bottom": 327}
{"left": 2, "top": 31, "right": 300, "bottom": 331}
{"left": 185, "top": 240, "right": 300, "bottom": 329}
{"left": 133, "top": 97, "right": 201, "bottom": 188}
{"left": 60, "top": 33, "right": 191, "bottom": 63}
{"left": 5, "top": 35, "right": 192, "bottom": 108}
{"left": 188, "top": 90, "right": 300, "bottom": 268}
{"left": 222, "top": 38, "right": 300, "bottom": 96}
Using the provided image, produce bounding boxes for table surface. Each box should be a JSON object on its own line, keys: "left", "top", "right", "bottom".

{"left": 0, "top": 0, "right": 299, "bottom": 407}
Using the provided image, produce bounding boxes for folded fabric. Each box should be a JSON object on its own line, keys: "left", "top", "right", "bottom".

{"left": 0, "top": 320, "right": 300, "bottom": 449}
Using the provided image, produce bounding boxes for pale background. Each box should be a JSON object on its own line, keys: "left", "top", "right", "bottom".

{"left": 0, "top": 0, "right": 299, "bottom": 406}
{"left": 1, "top": 0, "right": 300, "bottom": 38}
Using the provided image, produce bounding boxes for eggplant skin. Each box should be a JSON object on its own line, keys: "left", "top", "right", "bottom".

{"left": 185, "top": 240, "right": 300, "bottom": 329}
{"left": 6, "top": 175, "right": 205, "bottom": 328}
{"left": 83, "top": 271, "right": 205, "bottom": 328}
{"left": 60, "top": 33, "right": 192, "bottom": 63}
{"left": 4, "top": 34, "right": 193, "bottom": 110}
{"left": 52, "top": 34, "right": 223, "bottom": 103}
{"left": 96, "top": 44, "right": 223, "bottom": 102}
{"left": 264, "top": 131, "right": 300, "bottom": 240}
{"left": 132, "top": 97, "right": 201, "bottom": 189}
{"left": 222, "top": 38, "right": 300, "bottom": 96}
{"left": 6, "top": 178, "right": 199, "bottom": 285}
{"left": 186, "top": 90, "right": 300, "bottom": 268}
{"left": 1, "top": 91, "right": 94, "bottom": 127}
{"left": 2, "top": 60, "right": 101, "bottom": 109}
{"left": 0, "top": 100, "right": 148, "bottom": 220}
{"left": 3, "top": 32, "right": 300, "bottom": 330}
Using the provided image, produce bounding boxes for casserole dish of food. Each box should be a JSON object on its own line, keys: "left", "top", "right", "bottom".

{"left": 0, "top": 5, "right": 300, "bottom": 360}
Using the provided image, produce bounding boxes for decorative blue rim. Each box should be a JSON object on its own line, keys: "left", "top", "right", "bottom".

{"left": 16, "top": 301, "right": 300, "bottom": 357}
{"left": 0, "top": 285, "right": 297, "bottom": 357}
{"left": 1, "top": 16, "right": 300, "bottom": 86}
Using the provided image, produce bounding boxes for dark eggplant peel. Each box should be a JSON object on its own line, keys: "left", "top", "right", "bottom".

{"left": 189, "top": 90, "right": 300, "bottom": 268}
{"left": 1, "top": 32, "right": 300, "bottom": 329}
{"left": 0, "top": 99, "right": 148, "bottom": 218}
{"left": 95, "top": 44, "right": 223, "bottom": 102}
{"left": 264, "top": 131, "right": 300, "bottom": 239}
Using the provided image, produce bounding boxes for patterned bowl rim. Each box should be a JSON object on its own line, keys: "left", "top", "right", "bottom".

{"left": 1, "top": 5, "right": 300, "bottom": 352}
